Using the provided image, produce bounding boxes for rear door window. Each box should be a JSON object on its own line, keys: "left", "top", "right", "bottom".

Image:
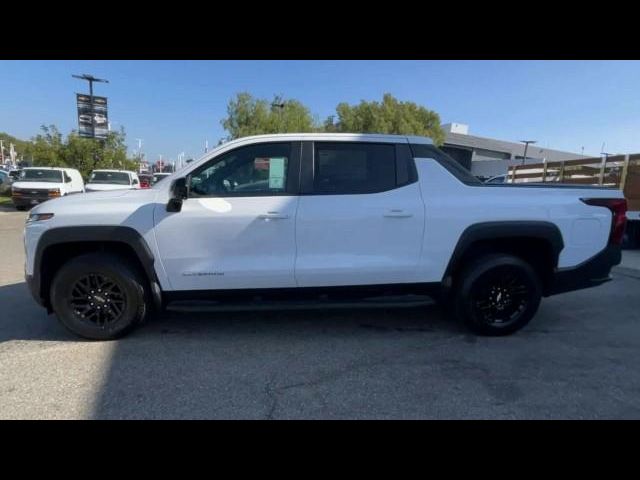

{"left": 312, "top": 142, "right": 396, "bottom": 194}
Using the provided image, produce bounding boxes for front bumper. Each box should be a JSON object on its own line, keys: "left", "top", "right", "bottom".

{"left": 547, "top": 244, "right": 621, "bottom": 296}
{"left": 12, "top": 195, "right": 53, "bottom": 208}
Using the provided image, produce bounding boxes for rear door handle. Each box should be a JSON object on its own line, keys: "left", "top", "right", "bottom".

{"left": 258, "top": 212, "right": 289, "bottom": 219}
{"left": 384, "top": 209, "right": 413, "bottom": 218}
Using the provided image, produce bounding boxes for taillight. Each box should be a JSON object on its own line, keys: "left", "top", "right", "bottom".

{"left": 581, "top": 198, "right": 628, "bottom": 245}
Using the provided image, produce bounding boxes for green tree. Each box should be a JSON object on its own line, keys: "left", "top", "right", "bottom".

{"left": 19, "top": 125, "right": 137, "bottom": 179}
{"left": 221, "top": 93, "right": 317, "bottom": 141}
{"left": 25, "top": 125, "right": 66, "bottom": 167}
{"left": 0, "top": 132, "right": 32, "bottom": 162}
{"left": 324, "top": 93, "right": 445, "bottom": 145}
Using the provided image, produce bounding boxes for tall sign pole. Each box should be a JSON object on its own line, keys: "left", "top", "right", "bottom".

{"left": 72, "top": 74, "right": 109, "bottom": 139}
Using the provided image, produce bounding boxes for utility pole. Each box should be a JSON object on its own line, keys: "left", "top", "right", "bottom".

{"left": 601, "top": 151, "right": 614, "bottom": 162}
{"left": 520, "top": 140, "right": 537, "bottom": 166}
{"left": 135, "top": 138, "right": 144, "bottom": 162}
{"left": 271, "top": 101, "right": 285, "bottom": 131}
{"left": 0, "top": 139, "right": 4, "bottom": 166}
{"left": 72, "top": 74, "right": 109, "bottom": 139}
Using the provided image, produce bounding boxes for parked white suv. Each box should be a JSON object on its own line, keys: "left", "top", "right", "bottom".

{"left": 23, "top": 134, "right": 626, "bottom": 340}
{"left": 11, "top": 167, "right": 84, "bottom": 210}
{"left": 85, "top": 169, "right": 141, "bottom": 192}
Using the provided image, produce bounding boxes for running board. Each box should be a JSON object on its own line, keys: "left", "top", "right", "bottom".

{"left": 166, "top": 295, "right": 435, "bottom": 313}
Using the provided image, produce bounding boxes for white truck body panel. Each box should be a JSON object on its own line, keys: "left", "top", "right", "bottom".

{"left": 295, "top": 182, "right": 426, "bottom": 286}
{"left": 24, "top": 133, "right": 623, "bottom": 295}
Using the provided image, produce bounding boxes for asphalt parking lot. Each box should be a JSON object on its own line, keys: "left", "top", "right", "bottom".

{"left": 1, "top": 209, "right": 640, "bottom": 419}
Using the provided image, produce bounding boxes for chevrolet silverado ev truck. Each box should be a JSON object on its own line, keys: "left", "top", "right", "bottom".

{"left": 23, "top": 134, "right": 626, "bottom": 340}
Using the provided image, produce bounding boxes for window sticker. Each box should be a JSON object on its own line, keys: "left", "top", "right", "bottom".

{"left": 268, "top": 157, "right": 286, "bottom": 189}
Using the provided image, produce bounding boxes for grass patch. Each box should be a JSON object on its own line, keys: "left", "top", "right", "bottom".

{"left": 0, "top": 195, "right": 13, "bottom": 206}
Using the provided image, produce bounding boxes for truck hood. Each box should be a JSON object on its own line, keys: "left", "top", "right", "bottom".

{"left": 32, "top": 188, "right": 158, "bottom": 214}
{"left": 12, "top": 181, "right": 63, "bottom": 190}
{"left": 85, "top": 183, "right": 134, "bottom": 191}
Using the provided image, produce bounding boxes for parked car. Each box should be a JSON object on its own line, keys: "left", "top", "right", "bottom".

{"left": 138, "top": 174, "right": 153, "bottom": 189}
{"left": 0, "top": 170, "right": 11, "bottom": 194}
{"left": 152, "top": 172, "right": 172, "bottom": 185}
{"left": 23, "top": 133, "right": 626, "bottom": 340}
{"left": 85, "top": 170, "right": 141, "bottom": 192}
{"left": 484, "top": 174, "right": 509, "bottom": 184}
{"left": 11, "top": 167, "right": 84, "bottom": 210}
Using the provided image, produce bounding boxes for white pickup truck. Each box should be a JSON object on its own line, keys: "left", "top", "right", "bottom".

{"left": 23, "top": 134, "right": 627, "bottom": 340}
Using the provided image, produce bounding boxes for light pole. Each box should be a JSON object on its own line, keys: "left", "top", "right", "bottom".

{"left": 520, "top": 140, "right": 537, "bottom": 166}
{"left": 135, "top": 138, "right": 144, "bottom": 164}
{"left": 271, "top": 101, "right": 285, "bottom": 131}
{"left": 601, "top": 151, "right": 614, "bottom": 161}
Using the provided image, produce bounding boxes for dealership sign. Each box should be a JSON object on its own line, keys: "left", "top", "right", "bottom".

{"left": 76, "top": 94, "right": 109, "bottom": 139}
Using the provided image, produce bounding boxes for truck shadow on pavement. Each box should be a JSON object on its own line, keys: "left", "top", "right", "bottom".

{"left": 0, "top": 282, "right": 78, "bottom": 342}
{"left": 90, "top": 304, "right": 464, "bottom": 419}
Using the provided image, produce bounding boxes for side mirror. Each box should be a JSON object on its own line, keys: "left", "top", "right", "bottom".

{"left": 167, "top": 177, "right": 188, "bottom": 212}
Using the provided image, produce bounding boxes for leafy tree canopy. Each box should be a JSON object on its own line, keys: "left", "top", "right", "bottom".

{"left": 221, "top": 93, "right": 317, "bottom": 142}
{"left": 14, "top": 125, "right": 138, "bottom": 179}
{"left": 325, "top": 93, "right": 445, "bottom": 145}
{"left": 221, "top": 92, "right": 445, "bottom": 145}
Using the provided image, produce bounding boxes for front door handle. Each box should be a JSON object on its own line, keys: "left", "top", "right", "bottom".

{"left": 384, "top": 209, "right": 413, "bottom": 218}
{"left": 258, "top": 212, "right": 289, "bottom": 220}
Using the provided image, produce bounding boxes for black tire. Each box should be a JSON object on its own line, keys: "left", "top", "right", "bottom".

{"left": 15, "top": 205, "right": 27, "bottom": 211}
{"left": 50, "top": 253, "right": 149, "bottom": 340}
{"left": 622, "top": 222, "right": 639, "bottom": 250}
{"left": 453, "top": 254, "right": 542, "bottom": 336}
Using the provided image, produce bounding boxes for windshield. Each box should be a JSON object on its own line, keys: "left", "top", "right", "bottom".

{"left": 19, "top": 169, "right": 63, "bottom": 183}
{"left": 89, "top": 171, "right": 131, "bottom": 185}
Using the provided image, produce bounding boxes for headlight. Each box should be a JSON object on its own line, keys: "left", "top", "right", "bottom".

{"left": 48, "top": 188, "right": 61, "bottom": 197}
{"left": 26, "top": 213, "right": 54, "bottom": 223}
{"left": 12, "top": 187, "right": 23, "bottom": 195}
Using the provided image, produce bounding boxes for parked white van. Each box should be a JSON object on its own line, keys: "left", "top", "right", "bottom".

{"left": 85, "top": 169, "right": 141, "bottom": 192}
{"left": 11, "top": 167, "right": 84, "bottom": 210}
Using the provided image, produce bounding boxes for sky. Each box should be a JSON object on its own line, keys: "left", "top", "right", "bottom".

{"left": 1, "top": 60, "right": 639, "bottom": 163}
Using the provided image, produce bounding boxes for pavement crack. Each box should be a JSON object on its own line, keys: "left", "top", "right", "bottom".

{"left": 263, "top": 377, "right": 279, "bottom": 420}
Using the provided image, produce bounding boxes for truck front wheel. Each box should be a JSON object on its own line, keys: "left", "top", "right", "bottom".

{"left": 50, "top": 253, "right": 149, "bottom": 340}
{"left": 454, "top": 254, "right": 542, "bottom": 336}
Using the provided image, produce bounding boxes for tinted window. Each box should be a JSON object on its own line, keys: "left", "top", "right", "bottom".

{"left": 20, "top": 169, "right": 63, "bottom": 183}
{"left": 189, "top": 143, "right": 291, "bottom": 197}
{"left": 409, "top": 144, "right": 482, "bottom": 186}
{"left": 313, "top": 143, "right": 396, "bottom": 194}
{"left": 395, "top": 143, "right": 417, "bottom": 186}
{"left": 89, "top": 171, "right": 131, "bottom": 185}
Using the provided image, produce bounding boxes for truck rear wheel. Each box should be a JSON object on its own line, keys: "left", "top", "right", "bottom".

{"left": 454, "top": 254, "right": 542, "bottom": 336}
{"left": 50, "top": 253, "right": 149, "bottom": 340}
{"left": 622, "top": 221, "right": 639, "bottom": 249}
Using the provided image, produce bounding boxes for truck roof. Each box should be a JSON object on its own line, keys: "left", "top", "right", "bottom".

{"left": 23, "top": 166, "right": 66, "bottom": 171}
{"left": 218, "top": 133, "right": 434, "bottom": 145}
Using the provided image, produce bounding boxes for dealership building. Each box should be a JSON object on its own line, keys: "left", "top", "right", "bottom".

{"left": 439, "top": 123, "right": 585, "bottom": 179}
